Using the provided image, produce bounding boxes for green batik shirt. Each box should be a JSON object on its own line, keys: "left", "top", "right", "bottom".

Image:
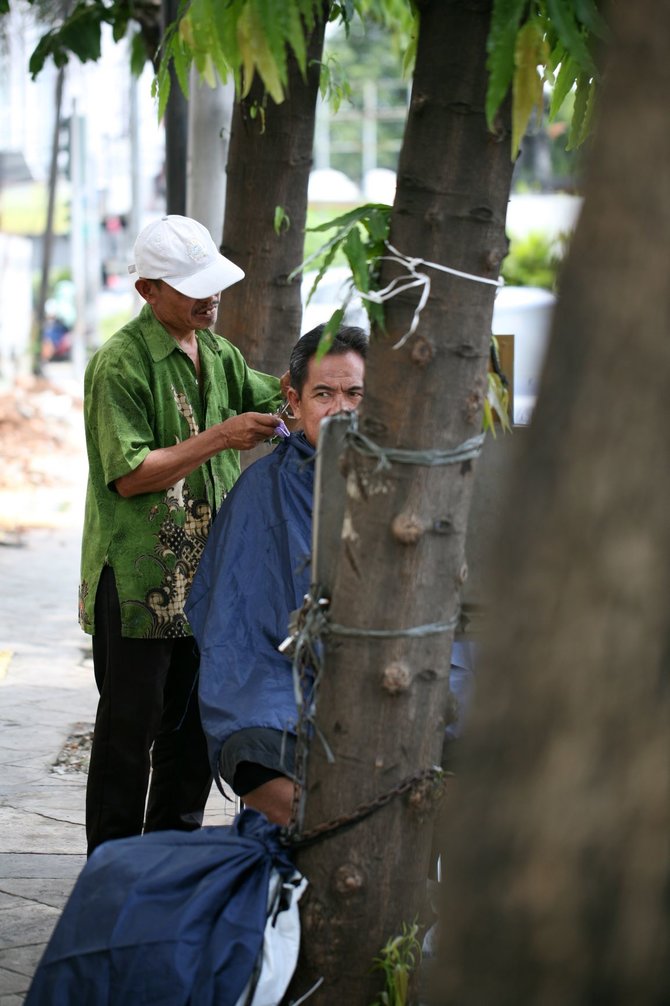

{"left": 78, "top": 303, "right": 281, "bottom": 639}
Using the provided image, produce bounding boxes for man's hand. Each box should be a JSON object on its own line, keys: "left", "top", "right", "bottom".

{"left": 219, "top": 412, "right": 284, "bottom": 450}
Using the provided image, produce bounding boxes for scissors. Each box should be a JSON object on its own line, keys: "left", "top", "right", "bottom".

{"left": 265, "top": 398, "right": 293, "bottom": 441}
{"left": 275, "top": 398, "right": 294, "bottom": 419}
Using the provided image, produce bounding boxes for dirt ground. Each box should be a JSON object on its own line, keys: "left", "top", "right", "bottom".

{"left": 0, "top": 371, "right": 87, "bottom": 537}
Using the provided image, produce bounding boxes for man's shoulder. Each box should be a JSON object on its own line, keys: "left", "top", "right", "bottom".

{"left": 88, "top": 306, "right": 173, "bottom": 380}
{"left": 89, "top": 314, "right": 144, "bottom": 365}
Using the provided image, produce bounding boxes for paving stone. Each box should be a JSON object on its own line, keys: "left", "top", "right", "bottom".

{"left": 0, "top": 855, "right": 86, "bottom": 881}
{"left": 0, "top": 901, "right": 60, "bottom": 951}
{"left": 0, "top": 880, "right": 76, "bottom": 912}
{"left": 0, "top": 944, "right": 47, "bottom": 979}
{"left": 0, "top": 968, "right": 28, "bottom": 996}
{"left": 5, "top": 791, "right": 86, "bottom": 826}
{"left": 0, "top": 809, "right": 85, "bottom": 856}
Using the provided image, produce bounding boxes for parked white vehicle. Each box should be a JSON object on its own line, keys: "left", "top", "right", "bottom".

{"left": 301, "top": 266, "right": 555, "bottom": 425}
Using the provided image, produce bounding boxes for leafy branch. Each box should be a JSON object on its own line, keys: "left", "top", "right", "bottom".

{"left": 486, "top": 0, "right": 608, "bottom": 155}
{"left": 23, "top": 0, "right": 160, "bottom": 79}
{"left": 290, "top": 201, "right": 391, "bottom": 352}
{"left": 370, "top": 920, "right": 422, "bottom": 1006}
{"left": 485, "top": 338, "right": 512, "bottom": 437}
{"left": 17, "top": 0, "right": 420, "bottom": 118}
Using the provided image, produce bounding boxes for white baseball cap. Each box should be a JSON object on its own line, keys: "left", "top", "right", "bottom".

{"left": 128, "top": 215, "right": 245, "bottom": 299}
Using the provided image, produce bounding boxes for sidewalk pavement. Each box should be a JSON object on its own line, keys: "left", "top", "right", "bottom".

{"left": 0, "top": 522, "right": 235, "bottom": 1004}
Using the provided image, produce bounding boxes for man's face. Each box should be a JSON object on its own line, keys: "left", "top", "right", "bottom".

{"left": 136, "top": 280, "right": 219, "bottom": 337}
{"left": 287, "top": 350, "right": 365, "bottom": 447}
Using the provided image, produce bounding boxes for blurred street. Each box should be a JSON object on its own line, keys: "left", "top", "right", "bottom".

{"left": 0, "top": 368, "right": 234, "bottom": 1003}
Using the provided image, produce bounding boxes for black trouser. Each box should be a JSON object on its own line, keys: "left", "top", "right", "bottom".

{"left": 85, "top": 566, "right": 212, "bottom": 856}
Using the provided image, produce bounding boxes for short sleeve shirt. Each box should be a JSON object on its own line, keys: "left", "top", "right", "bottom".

{"left": 79, "top": 304, "right": 281, "bottom": 639}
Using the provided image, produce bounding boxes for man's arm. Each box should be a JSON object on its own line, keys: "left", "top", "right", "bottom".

{"left": 115, "top": 412, "right": 281, "bottom": 497}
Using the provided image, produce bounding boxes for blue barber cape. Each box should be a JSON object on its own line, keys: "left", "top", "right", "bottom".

{"left": 186, "top": 432, "right": 315, "bottom": 787}
{"left": 25, "top": 810, "right": 296, "bottom": 1006}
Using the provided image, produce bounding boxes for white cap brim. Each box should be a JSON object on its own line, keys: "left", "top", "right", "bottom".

{"left": 163, "top": 254, "right": 245, "bottom": 299}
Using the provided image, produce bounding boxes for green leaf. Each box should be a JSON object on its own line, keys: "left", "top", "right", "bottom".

{"left": 300, "top": 241, "right": 340, "bottom": 303}
{"left": 237, "top": 3, "right": 285, "bottom": 102}
{"left": 545, "top": 0, "right": 597, "bottom": 77}
{"left": 566, "top": 70, "right": 594, "bottom": 149}
{"left": 210, "top": 0, "right": 243, "bottom": 70}
{"left": 307, "top": 202, "right": 389, "bottom": 235}
{"left": 574, "top": 0, "right": 609, "bottom": 39}
{"left": 511, "top": 19, "right": 546, "bottom": 156}
{"left": 485, "top": 0, "right": 528, "bottom": 130}
{"left": 401, "top": 29, "right": 417, "bottom": 80}
{"left": 547, "top": 39, "right": 565, "bottom": 75}
{"left": 549, "top": 52, "right": 578, "bottom": 119}
{"left": 0, "top": 0, "right": 9, "bottom": 14}
{"left": 170, "top": 35, "right": 192, "bottom": 96}
{"left": 156, "top": 61, "right": 171, "bottom": 122}
{"left": 112, "top": 13, "right": 128, "bottom": 44}
{"left": 343, "top": 226, "right": 369, "bottom": 294}
{"left": 182, "top": 1, "right": 227, "bottom": 84}
{"left": 486, "top": 371, "right": 512, "bottom": 434}
{"left": 274, "top": 205, "right": 291, "bottom": 234}
{"left": 482, "top": 397, "right": 496, "bottom": 437}
{"left": 59, "top": 5, "right": 103, "bottom": 63}
{"left": 129, "top": 31, "right": 148, "bottom": 77}
{"left": 29, "top": 33, "right": 56, "bottom": 78}
{"left": 364, "top": 205, "right": 392, "bottom": 244}
{"left": 284, "top": 2, "right": 309, "bottom": 77}
{"left": 317, "top": 308, "right": 345, "bottom": 360}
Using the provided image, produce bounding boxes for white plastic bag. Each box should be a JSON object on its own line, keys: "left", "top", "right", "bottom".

{"left": 236, "top": 869, "right": 308, "bottom": 1006}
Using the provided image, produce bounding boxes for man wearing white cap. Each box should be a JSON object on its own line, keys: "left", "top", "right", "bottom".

{"left": 80, "top": 215, "right": 288, "bottom": 855}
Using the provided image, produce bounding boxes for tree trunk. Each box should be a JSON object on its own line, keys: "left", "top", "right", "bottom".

{"left": 216, "top": 12, "right": 327, "bottom": 375}
{"left": 290, "top": 2, "right": 514, "bottom": 1001}
{"left": 162, "top": 0, "right": 188, "bottom": 215}
{"left": 434, "top": 2, "right": 670, "bottom": 1003}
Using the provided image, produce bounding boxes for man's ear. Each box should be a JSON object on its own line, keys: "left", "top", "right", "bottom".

{"left": 135, "top": 279, "right": 155, "bottom": 304}
{"left": 287, "top": 386, "right": 301, "bottom": 419}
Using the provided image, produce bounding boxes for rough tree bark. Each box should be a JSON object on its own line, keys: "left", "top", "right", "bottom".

{"left": 434, "top": 2, "right": 670, "bottom": 1003}
{"left": 162, "top": 0, "right": 188, "bottom": 214}
{"left": 215, "top": 11, "right": 328, "bottom": 375}
{"left": 290, "top": 2, "right": 514, "bottom": 1001}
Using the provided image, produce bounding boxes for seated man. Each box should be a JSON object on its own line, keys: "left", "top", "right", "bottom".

{"left": 185, "top": 324, "right": 368, "bottom": 826}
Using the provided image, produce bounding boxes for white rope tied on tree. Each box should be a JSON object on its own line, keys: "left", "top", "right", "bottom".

{"left": 328, "top": 611, "right": 460, "bottom": 640}
{"left": 360, "top": 241, "right": 504, "bottom": 349}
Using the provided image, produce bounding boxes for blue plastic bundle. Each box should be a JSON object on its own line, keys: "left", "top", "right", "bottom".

{"left": 26, "top": 809, "right": 302, "bottom": 1006}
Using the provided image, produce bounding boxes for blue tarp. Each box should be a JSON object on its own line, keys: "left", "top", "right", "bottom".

{"left": 25, "top": 810, "right": 296, "bottom": 1006}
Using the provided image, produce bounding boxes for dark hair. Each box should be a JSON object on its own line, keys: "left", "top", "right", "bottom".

{"left": 289, "top": 324, "right": 368, "bottom": 396}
